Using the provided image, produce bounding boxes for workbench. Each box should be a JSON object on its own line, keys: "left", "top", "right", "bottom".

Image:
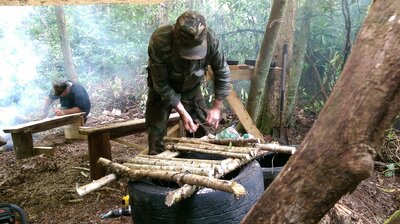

{"left": 3, "top": 112, "right": 85, "bottom": 159}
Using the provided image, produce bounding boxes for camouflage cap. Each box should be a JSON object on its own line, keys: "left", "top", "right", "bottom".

{"left": 174, "top": 11, "right": 207, "bottom": 60}
{"left": 52, "top": 80, "right": 68, "bottom": 96}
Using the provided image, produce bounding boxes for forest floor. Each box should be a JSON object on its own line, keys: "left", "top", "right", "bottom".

{"left": 0, "top": 107, "right": 399, "bottom": 224}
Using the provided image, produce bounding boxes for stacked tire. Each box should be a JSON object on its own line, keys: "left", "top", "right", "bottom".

{"left": 128, "top": 159, "right": 264, "bottom": 224}
{"left": 256, "top": 152, "right": 291, "bottom": 189}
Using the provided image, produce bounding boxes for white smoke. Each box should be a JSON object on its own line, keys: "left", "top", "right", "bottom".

{"left": 0, "top": 7, "right": 45, "bottom": 147}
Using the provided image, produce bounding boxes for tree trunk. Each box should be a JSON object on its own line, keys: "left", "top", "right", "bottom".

{"left": 286, "top": 0, "right": 317, "bottom": 125}
{"left": 246, "top": 0, "right": 288, "bottom": 123}
{"left": 55, "top": 6, "right": 77, "bottom": 81}
{"left": 242, "top": 1, "right": 400, "bottom": 223}
{"left": 258, "top": 0, "right": 295, "bottom": 141}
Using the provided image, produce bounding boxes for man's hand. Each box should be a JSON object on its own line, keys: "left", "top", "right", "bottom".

{"left": 175, "top": 102, "right": 199, "bottom": 133}
{"left": 206, "top": 99, "right": 223, "bottom": 129}
{"left": 54, "top": 108, "right": 65, "bottom": 116}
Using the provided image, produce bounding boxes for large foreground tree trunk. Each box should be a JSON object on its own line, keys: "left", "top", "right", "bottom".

{"left": 242, "top": 1, "right": 400, "bottom": 223}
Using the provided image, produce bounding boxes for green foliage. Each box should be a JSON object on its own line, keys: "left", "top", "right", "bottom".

{"left": 384, "top": 163, "right": 400, "bottom": 177}
{"left": 298, "top": 0, "right": 370, "bottom": 106}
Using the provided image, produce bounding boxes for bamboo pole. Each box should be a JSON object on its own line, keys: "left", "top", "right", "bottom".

{"left": 98, "top": 158, "right": 246, "bottom": 196}
{"left": 123, "top": 163, "right": 215, "bottom": 177}
{"left": 165, "top": 157, "right": 250, "bottom": 206}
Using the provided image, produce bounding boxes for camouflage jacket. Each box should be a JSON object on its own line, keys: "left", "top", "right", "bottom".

{"left": 147, "top": 24, "right": 231, "bottom": 108}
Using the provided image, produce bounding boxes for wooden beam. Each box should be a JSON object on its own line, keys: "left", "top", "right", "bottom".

{"left": 226, "top": 88, "right": 265, "bottom": 142}
{"left": 206, "top": 65, "right": 281, "bottom": 81}
{"left": 79, "top": 113, "right": 180, "bottom": 139}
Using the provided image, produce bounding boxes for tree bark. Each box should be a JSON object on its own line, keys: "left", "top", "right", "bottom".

{"left": 242, "top": 1, "right": 400, "bottom": 223}
{"left": 286, "top": 0, "right": 317, "bottom": 125}
{"left": 246, "top": 0, "right": 288, "bottom": 123}
{"left": 55, "top": 6, "right": 77, "bottom": 81}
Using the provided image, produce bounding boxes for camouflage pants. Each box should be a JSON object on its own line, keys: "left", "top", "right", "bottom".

{"left": 145, "top": 86, "right": 209, "bottom": 155}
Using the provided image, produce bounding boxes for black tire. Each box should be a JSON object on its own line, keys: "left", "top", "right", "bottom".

{"left": 128, "top": 160, "right": 263, "bottom": 224}
{"left": 256, "top": 152, "right": 291, "bottom": 189}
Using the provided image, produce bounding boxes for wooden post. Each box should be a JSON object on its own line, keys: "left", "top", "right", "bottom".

{"left": 64, "top": 116, "right": 85, "bottom": 139}
{"left": 88, "top": 132, "right": 111, "bottom": 180}
{"left": 11, "top": 131, "right": 34, "bottom": 159}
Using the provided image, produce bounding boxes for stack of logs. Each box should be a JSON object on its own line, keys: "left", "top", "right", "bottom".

{"left": 85, "top": 137, "right": 296, "bottom": 206}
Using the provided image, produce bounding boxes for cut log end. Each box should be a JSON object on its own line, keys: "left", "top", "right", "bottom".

{"left": 232, "top": 182, "right": 247, "bottom": 196}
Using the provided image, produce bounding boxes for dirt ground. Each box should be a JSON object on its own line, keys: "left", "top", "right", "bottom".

{"left": 0, "top": 109, "right": 399, "bottom": 224}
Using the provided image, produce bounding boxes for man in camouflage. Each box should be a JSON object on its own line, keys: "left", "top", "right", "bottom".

{"left": 146, "top": 11, "right": 231, "bottom": 155}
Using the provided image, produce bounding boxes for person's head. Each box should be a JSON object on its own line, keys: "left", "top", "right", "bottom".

{"left": 173, "top": 11, "right": 207, "bottom": 60}
{"left": 52, "top": 80, "right": 68, "bottom": 96}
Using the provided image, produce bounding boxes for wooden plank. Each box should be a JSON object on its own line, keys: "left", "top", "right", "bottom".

{"left": 206, "top": 65, "right": 281, "bottom": 81}
{"left": 3, "top": 112, "right": 85, "bottom": 134}
{"left": 11, "top": 131, "right": 34, "bottom": 159}
{"left": 79, "top": 113, "right": 180, "bottom": 138}
{"left": 226, "top": 88, "right": 265, "bottom": 143}
{"left": 88, "top": 132, "right": 111, "bottom": 180}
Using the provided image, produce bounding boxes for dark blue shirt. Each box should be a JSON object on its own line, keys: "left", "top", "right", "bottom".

{"left": 49, "top": 82, "right": 91, "bottom": 118}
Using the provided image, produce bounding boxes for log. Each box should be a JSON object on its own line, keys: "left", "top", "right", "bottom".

{"left": 255, "top": 143, "right": 297, "bottom": 154}
{"left": 165, "top": 157, "right": 249, "bottom": 206}
{"left": 123, "top": 163, "right": 215, "bottom": 177}
{"left": 165, "top": 144, "right": 252, "bottom": 160}
{"left": 76, "top": 173, "right": 118, "bottom": 196}
{"left": 127, "top": 157, "right": 222, "bottom": 173}
{"left": 164, "top": 136, "right": 260, "bottom": 146}
{"left": 134, "top": 154, "right": 222, "bottom": 165}
{"left": 98, "top": 158, "right": 246, "bottom": 196}
{"left": 174, "top": 142, "right": 256, "bottom": 154}
{"left": 163, "top": 137, "right": 218, "bottom": 146}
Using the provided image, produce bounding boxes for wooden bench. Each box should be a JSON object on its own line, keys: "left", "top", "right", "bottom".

{"left": 79, "top": 113, "right": 180, "bottom": 180}
{"left": 3, "top": 112, "right": 85, "bottom": 159}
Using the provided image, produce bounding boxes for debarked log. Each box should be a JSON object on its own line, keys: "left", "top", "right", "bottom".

{"left": 164, "top": 136, "right": 260, "bottom": 146}
{"left": 98, "top": 158, "right": 246, "bottom": 196}
{"left": 127, "top": 157, "right": 223, "bottom": 174}
{"left": 165, "top": 144, "right": 252, "bottom": 160}
{"left": 165, "top": 157, "right": 249, "bottom": 206}
{"left": 76, "top": 173, "right": 118, "bottom": 196}
{"left": 173, "top": 142, "right": 258, "bottom": 155}
{"left": 132, "top": 154, "right": 222, "bottom": 165}
{"left": 163, "top": 137, "right": 216, "bottom": 146}
{"left": 123, "top": 163, "right": 216, "bottom": 177}
{"left": 255, "top": 143, "right": 297, "bottom": 154}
